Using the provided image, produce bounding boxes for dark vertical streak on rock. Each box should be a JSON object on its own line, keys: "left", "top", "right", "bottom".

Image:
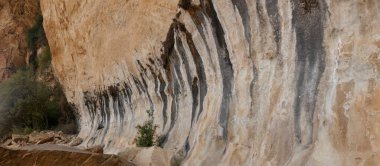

{"left": 175, "top": 35, "right": 192, "bottom": 94}
{"left": 161, "top": 53, "right": 180, "bottom": 146}
{"left": 140, "top": 74, "right": 154, "bottom": 110}
{"left": 187, "top": 6, "right": 217, "bottom": 80}
{"left": 292, "top": 0, "right": 326, "bottom": 146}
{"left": 266, "top": 0, "right": 281, "bottom": 54}
{"left": 146, "top": 64, "right": 159, "bottom": 98}
{"left": 161, "top": 23, "right": 176, "bottom": 70}
{"left": 230, "top": 0, "right": 258, "bottom": 113}
{"left": 117, "top": 94, "right": 125, "bottom": 130}
{"left": 179, "top": 23, "right": 208, "bottom": 125}
{"left": 231, "top": 0, "right": 252, "bottom": 51}
{"left": 172, "top": 55, "right": 185, "bottom": 92}
{"left": 132, "top": 77, "right": 143, "bottom": 95}
{"left": 100, "top": 91, "right": 110, "bottom": 143}
{"left": 158, "top": 73, "right": 168, "bottom": 128}
{"left": 109, "top": 86, "right": 119, "bottom": 125}
{"left": 256, "top": 1, "right": 267, "bottom": 27}
{"left": 184, "top": 137, "right": 191, "bottom": 154}
{"left": 146, "top": 64, "right": 169, "bottom": 130}
{"left": 169, "top": 75, "right": 179, "bottom": 141}
{"left": 84, "top": 92, "right": 97, "bottom": 131}
{"left": 160, "top": 24, "right": 177, "bottom": 130}
{"left": 190, "top": 77, "right": 199, "bottom": 126}
{"left": 132, "top": 75, "right": 154, "bottom": 111}
{"left": 183, "top": 7, "right": 212, "bottom": 122}
{"left": 203, "top": 0, "right": 234, "bottom": 140}
{"left": 175, "top": 34, "right": 198, "bottom": 127}
{"left": 123, "top": 82, "right": 133, "bottom": 109}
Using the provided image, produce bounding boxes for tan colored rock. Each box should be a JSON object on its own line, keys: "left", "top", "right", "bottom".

{"left": 36, "top": 136, "right": 54, "bottom": 145}
{"left": 86, "top": 145, "right": 104, "bottom": 154}
{"left": 29, "top": 131, "right": 52, "bottom": 144}
{"left": 0, "top": 146, "right": 133, "bottom": 166}
{"left": 11, "top": 134, "right": 28, "bottom": 143}
{"left": 118, "top": 146, "right": 174, "bottom": 166}
{"left": 2, "top": 139, "right": 12, "bottom": 146}
{"left": 21, "top": 130, "right": 72, "bottom": 146}
{"left": 0, "top": 0, "right": 40, "bottom": 81}
{"left": 69, "top": 137, "right": 83, "bottom": 147}
{"left": 41, "top": 0, "right": 380, "bottom": 165}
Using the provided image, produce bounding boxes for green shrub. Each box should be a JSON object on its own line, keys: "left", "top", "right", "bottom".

{"left": 0, "top": 68, "right": 61, "bottom": 136}
{"left": 172, "top": 157, "right": 182, "bottom": 166}
{"left": 135, "top": 110, "right": 158, "bottom": 147}
{"left": 12, "top": 127, "right": 33, "bottom": 135}
{"left": 38, "top": 47, "right": 52, "bottom": 70}
{"left": 26, "top": 14, "right": 47, "bottom": 50}
{"left": 0, "top": 12, "right": 77, "bottom": 138}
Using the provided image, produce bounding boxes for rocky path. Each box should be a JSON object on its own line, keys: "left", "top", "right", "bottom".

{"left": 0, "top": 130, "right": 176, "bottom": 166}
{"left": 0, "top": 130, "right": 134, "bottom": 165}
{"left": 0, "top": 146, "right": 134, "bottom": 166}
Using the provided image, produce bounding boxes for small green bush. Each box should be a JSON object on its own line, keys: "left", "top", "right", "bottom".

{"left": 135, "top": 110, "right": 158, "bottom": 147}
{"left": 0, "top": 68, "right": 61, "bottom": 136}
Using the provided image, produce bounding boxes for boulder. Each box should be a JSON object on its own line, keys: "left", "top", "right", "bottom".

{"left": 36, "top": 136, "right": 54, "bottom": 145}
{"left": 69, "top": 137, "right": 83, "bottom": 147}
{"left": 85, "top": 145, "right": 104, "bottom": 154}
{"left": 118, "top": 146, "right": 174, "bottom": 166}
{"left": 12, "top": 134, "right": 29, "bottom": 143}
{"left": 29, "top": 131, "right": 57, "bottom": 145}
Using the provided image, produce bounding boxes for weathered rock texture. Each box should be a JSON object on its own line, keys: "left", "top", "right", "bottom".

{"left": 40, "top": 0, "right": 380, "bottom": 165}
{"left": 0, "top": 0, "right": 40, "bottom": 81}
{"left": 0, "top": 146, "right": 133, "bottom": 166}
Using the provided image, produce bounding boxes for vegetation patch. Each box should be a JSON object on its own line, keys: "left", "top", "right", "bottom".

{"left": 0, "top": 68, "right": 59, "bottom": 135}
{"left": 0, "top": 13, "right": 77, "bottom": 137}
{"left": 37, "top": 47, "right": 52, "bottom": 70}
{"left": 135, "top": 110, "right": 158, "bottom": 147}
{"left": 26, "top": 14, "right": 47, "bottom": 51}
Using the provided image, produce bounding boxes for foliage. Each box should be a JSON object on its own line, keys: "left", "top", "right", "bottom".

{"left": 55, "top": 122, "right": 78, "bottom": 134}
{"left": 135, "top": 110, "right": 158, "bottom": 147}
{"left": 155, "top": 135, "right": 166, "bottom": 148}
{"left": 12, "top": 127, "right": 33, "bottom": 135}
{"left": 38, "top": 47, "right": 52, "bottom": 70}
{"left": 0, "top": 12, "right": 77, "bottom": 138}
{"left": 26, "top": 14, "right": 47, "bottom": 50}
{"left": 0, "top": 68, "right": 61, "bottom": 136}
{"left": 172, "top": 157, "right": 182, "bottom": 166}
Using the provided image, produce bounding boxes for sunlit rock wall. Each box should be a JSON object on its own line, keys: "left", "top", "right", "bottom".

{"left": 41, "top": 0, "right": 380, "bottom": 165}
{"left": 0, "top": 0, "right": 40, "bottom": 81}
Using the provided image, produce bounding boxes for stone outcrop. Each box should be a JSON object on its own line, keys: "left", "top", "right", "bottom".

{"left": 2, "top": 131, "right": 76, "bottom": 148}
{"left": 118, "top": 146, "right": 174, "bottom": 166}
{"left": 0, "top": 0, "right": 40, "bottom": 81}
{"left": 40, "top": 0, "right": 380, "bottom": 165}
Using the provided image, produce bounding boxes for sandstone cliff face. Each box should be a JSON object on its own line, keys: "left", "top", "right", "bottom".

{"left": 40, "top": 0, "right": 380, "bottom": 165}
{"left": 0, "top": 0, "right": 40, "bottom": 81}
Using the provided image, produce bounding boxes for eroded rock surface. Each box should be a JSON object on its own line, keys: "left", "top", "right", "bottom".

{"left": 1, "top": 131, "right": 76, "bottom": 148}
{"left": 40, "top": 0, "right": 380, "bottom": 165}
{"left": 0, "top": 0, "right": 40, "bottom": 81}
{"left": 0, "top": 146, "right": 133, "bottom": 166}
{"left": 118, "top": 146, "right": 174, "bottom": 166}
